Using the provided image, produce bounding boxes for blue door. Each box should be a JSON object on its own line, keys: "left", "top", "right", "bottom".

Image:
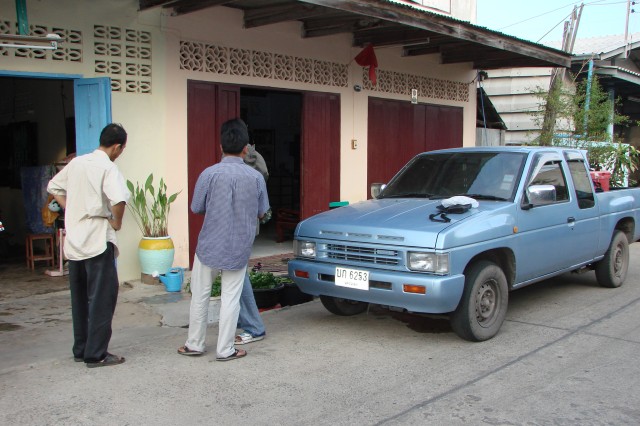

{"left": 73, "top": 77, "right": 111, "bottom": 155}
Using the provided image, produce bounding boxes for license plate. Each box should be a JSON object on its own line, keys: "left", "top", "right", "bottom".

{"left": 335, "top": 267, "right": 370, "bottom": 291}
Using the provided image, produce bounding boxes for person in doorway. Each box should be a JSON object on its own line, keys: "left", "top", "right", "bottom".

{"left": 235, "top": 143, "right": 270, "bottom": 345}
{"left": 47, "top": 123, "right": 129, "bottom": 368}
{"left": 179, "top": 118, "right": 269, "bottom": 361}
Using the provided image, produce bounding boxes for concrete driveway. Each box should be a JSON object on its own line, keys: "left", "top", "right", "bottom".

{"left": 1, "top": 245, "right": 640, "bottom": 425}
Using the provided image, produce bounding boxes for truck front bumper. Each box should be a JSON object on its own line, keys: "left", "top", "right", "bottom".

{"left": 288, "top": 259, "right": 465, "bottom": 314}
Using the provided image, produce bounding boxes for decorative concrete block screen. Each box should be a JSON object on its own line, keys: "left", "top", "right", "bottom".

{"left": 0, "top": 20, "right": 81, "bottom": 62}
{"left": 179, "top": 41, "right": 348, "bottom": 88}
{"left": 363, "top": 68, "right": 470, "bottom": 103}
{"left": 94, "top": 25, "right": 152, "bottom": 94}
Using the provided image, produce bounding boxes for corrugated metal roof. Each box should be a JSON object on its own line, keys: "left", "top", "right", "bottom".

{"left": 385, "top": 0, "right": 566, "bottom": 53}
{"left": 546, "top": 32, "right": 640, "bottom": 55}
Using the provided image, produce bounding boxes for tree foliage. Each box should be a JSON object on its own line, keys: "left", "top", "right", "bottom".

{"left": 531, "top": 73, "right": 639, "bottom": 186}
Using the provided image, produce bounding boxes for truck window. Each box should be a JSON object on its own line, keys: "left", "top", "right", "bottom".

{"left": 380, "top": 152, "right": 526, "bottom": 200}
{"left": 565, "top": 156, "right": 595, "bottom": 209}
{"left": 529, "top": 160, "right": 569, "bottom": 202}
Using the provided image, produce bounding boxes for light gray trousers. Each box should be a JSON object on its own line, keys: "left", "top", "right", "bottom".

{"left": 185, "top": 255, "right": 246, "bottom": 358}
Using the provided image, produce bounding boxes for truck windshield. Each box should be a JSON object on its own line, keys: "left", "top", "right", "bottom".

{"left": 379, "top": 152, "right": 527, "bottom": 201}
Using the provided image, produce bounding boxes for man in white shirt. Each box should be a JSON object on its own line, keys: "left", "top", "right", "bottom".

{"left": 48, "top": 123, "right": 129, "bottom": 368}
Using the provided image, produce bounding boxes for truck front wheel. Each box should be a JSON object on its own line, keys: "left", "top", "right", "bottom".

{"left": 320, "top": 296, "right": 368, "bottom": 316}
{"left": 450, "top": 260, "right": 508, "bottom": 342}
{"left": 595, "top": 230, "right": 629, "bottom": 288}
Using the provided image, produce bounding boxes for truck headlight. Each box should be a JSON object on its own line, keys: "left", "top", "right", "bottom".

{"left": 407, "top": 252, "right": 449, "bottom": 274}
{"left": 294, "top": 240, "right": 316, "bottom": 258}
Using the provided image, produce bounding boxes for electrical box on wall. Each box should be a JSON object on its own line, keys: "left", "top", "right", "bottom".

{"left": 351, "top": 139, "right": 358, "bottom": 149}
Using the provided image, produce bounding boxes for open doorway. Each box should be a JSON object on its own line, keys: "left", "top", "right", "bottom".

{"left": 0, "top": 77, "right": 75, "bottom": 261}
{"left": 240, "top": 88, "right": 302, "bottom": 244}
{"left": 187, "top": 81, "right": 339, "bottom": 265}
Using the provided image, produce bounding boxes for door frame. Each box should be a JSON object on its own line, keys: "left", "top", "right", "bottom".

{"left": 186, "top": 81, "right": 341, "bottom": 264}
{"left": 0, "top": 70, "right": 110, "bottom": 155}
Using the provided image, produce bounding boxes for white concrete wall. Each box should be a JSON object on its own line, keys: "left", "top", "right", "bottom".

{"left": 397, "top": 0, "right": 477, "bottom": 22}
{"left": 0, "top": 0, "right": 476, "bottom": 281}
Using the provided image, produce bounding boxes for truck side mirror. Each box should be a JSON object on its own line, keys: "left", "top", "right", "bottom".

{"left": 371, "top": 183, "right": 386, "bottom": 199}
{"left": 524, "top": 184, "right": 556, "bottom": 208}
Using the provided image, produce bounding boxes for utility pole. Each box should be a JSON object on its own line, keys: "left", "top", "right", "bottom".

{"left": 539, "top": 3, "right": 583, "bottom": 145}
{"left": 624, "top": 0, "right": 631, "bottom": 58}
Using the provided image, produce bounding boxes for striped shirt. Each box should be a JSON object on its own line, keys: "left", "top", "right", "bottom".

{"left": 192, "top": 156, "right": 269, "bottom": 270}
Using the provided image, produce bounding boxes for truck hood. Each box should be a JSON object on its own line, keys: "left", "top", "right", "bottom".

{"left": 296, "top": 199, "right": 512, "bottom": 249}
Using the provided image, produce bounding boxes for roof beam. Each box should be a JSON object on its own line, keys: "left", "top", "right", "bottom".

{"left": 298, "top": 0, "right": 570, "bottom": 67}
{"left": 353, "top": 26, "right": 434, "bottom": 47}
{"left": 172, "top": 0, "right": 235, "bottom": 15}
{"left": 244, "top": 3, "right": 327, "bottom": 28}
{"left": 139, "top": 0, "right": 178, "bottom": 11}
{"left": 303, "top": 14, "right": 383, "bottom": 38}
{"left": 474, "top": 57, "right": 553, "bottom": 69}
{"left": 440, "top": 43, "right": 497, "bottom": 63}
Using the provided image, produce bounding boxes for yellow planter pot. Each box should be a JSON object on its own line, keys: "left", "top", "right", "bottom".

{"left": 138, "top": 236, "right": 175, "bottom": 275}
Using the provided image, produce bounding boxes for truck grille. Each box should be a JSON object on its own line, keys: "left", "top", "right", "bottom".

{"left": 325, "top": 244, "right": 400, "bottom": 266}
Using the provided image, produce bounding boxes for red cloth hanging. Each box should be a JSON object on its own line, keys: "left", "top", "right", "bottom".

{"left": 355, "top": 44, "right": 378, "bottom": 85}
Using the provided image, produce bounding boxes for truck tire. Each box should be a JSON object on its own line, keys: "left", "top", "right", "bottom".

{"left": 320, "top": 296, "right": 368, "bottom": 316}
{"left": 450, "top": 260, "right": 508, "bottom": 342}
{"left": 595, "top": 230, "right": 629, "bottom": 288}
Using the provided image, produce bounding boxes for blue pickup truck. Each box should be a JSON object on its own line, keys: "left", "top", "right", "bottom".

{"left": 288, "top": 147, "right": 640, "bottom": 341}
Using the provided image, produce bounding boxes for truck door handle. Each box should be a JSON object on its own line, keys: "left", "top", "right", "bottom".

{"left": 567, "top": 217, "right": 575, "bottom": 223}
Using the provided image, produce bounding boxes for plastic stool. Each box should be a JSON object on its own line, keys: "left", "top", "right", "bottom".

{"left": 26, "top": 233, "right": 55, "bottom": 270}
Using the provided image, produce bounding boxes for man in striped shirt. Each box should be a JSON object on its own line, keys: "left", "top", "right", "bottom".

{"left": 178, "top": 118, "right": 269, "bottom": 361}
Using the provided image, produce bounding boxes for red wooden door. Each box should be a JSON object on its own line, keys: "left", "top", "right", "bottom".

{"left": 425, "top": 104, "right": 463, "bottom": 151}
{"left": 187, "top": 81, "right": 240, "bottom": 266}
{"left": 367, "top": 98, "right": 463, "bottom": 195}
{"left": 301, "top": 92, "right": 340, "bottom": 219}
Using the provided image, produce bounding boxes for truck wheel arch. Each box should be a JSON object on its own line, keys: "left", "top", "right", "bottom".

{"left": 464, "top": 248, "right": 516, "bottom": 289}
{"left": 615, "top": 218, "right": 634, "bottom": 243}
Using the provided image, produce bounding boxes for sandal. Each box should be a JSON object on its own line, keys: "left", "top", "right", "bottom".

{"left": 85, "top": 353, "right": 125, "bottom": 368}
{"left": 216, "top": 348, "right": 247, "bottom": 362}
{"left": 235, "top": 332, "right": 265, "bottom": 345}
{"left": 177, "top": 345, "right": 203, "bottom": 356}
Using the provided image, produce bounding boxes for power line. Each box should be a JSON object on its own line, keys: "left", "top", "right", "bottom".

{"left": 497, "top": 0, "right": 608, "bottom": 31}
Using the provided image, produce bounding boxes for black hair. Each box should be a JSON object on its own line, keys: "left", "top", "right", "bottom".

{"left": 220, "top": 118, "right": 249, "bottom": 154}
{"left": 100, "top": 123, "right": 127, "bottom": 147}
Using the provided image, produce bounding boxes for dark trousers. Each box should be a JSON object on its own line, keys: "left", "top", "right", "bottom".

{"left": 68, "top": 243, "right": 119, "bottom": 363}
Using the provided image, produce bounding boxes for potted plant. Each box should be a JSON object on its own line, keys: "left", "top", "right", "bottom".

{"left": 278, "top": 275, "right": 314, "bottom": 307}
{"left": 126, "top": 174, "right": 180, "bottom": 278}
{"left": 186, "top": 271, "right": 285, "bottom": 309}
{"left": 249, "top": 271, "right": 285, "bottom": 309}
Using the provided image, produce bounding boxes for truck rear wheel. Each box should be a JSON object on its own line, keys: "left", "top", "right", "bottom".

{"left": 595, "top": 230, "right": 629, "bottom": 288}
{"left": 450, "top": 260, "right": 508, "bottom": 342}
{"left": 320, "top": 296, "right": 368, "bottom": 316}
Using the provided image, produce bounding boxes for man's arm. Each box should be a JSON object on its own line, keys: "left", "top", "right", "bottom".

{"left": 191, "top": 173, "right": 209, "bottom": 215}
{"left": 52, "top": 194, "right": 67, "bottom": 209}
{"left": 47, "top": 167, "right": 69, "bottom": 206}
{"left": 109, "top": 202, "right": 126, "bottom": 231}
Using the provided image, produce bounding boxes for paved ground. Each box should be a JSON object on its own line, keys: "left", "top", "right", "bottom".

{"left": 1, "top": 245, "right": 640, "bottom": 425}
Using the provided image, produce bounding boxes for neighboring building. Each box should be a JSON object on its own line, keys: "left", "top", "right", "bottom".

{"left": 476, "top": 86, "right": 507, "bottom": 146}
{"left": 0, "top": 0, "right": 568, "bottom": 281}
{"left": 483, "top": 33, "right": 640, "bottom": 146}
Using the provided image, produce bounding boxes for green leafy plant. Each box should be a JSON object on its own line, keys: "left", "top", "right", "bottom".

{"left": 126, "top": 174, "right": 180, "bottom": 237}
{"left": 185, "top": 272, "right": 292, "bottom": 297}
{"left": 249, "top": 271, "right": 280, "bottom": 290}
